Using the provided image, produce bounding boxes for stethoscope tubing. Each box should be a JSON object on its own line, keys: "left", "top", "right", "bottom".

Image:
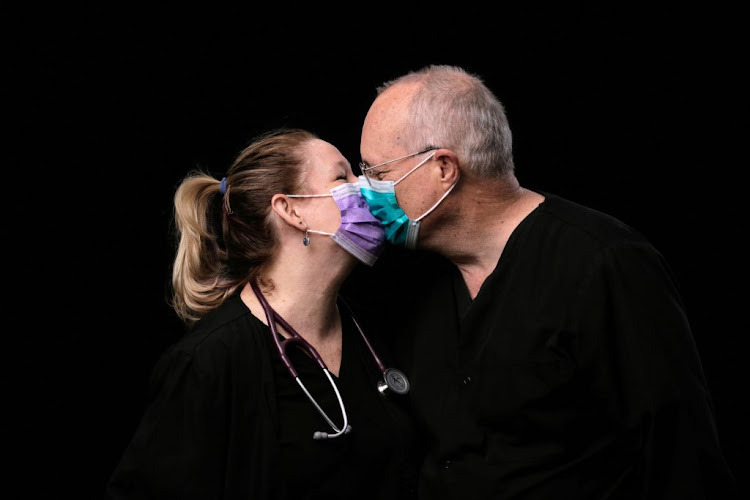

{"left": 250, "top": 280, "right": 408, "bottom": 439}
{"left": 251, "top": 280, "right": 350, "bottom": 438}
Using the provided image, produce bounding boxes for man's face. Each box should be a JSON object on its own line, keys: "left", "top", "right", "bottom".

{"left": 360, "top": 85, "right": 441, "bottom": 220}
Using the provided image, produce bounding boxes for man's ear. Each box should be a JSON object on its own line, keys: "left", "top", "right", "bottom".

{"left": 434, "top": 148, "right": 460, "bottom": 185}
{"left": 270, "top": 194, "right": 305, "bottom": 229}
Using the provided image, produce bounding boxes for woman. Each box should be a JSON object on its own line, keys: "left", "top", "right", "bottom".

{"left": 106, "top": 128, "right": 419, "bottom": 499}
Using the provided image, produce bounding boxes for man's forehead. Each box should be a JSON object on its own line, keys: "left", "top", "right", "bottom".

{"left": 369, "top": 88, "right": 411, "bottom": 122}
{"left": 361, "top": 122, "right": 409, "bottom": 162}
{"left": 361, "top": 143, "right": 410, "bottom": 166}
{"left": 361, "top": 84, "right": 415, "bottom": 162}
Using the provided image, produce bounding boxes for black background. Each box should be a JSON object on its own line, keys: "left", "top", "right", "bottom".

{"left": 17, "top": 1, "right": 746, "bottom": 497}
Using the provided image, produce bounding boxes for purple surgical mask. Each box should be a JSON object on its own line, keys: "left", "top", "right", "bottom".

{"left": 287, "top": 181, "right": 386, "bottom": 266}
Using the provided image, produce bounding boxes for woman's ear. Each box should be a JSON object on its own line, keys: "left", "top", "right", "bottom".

{"left": 270, "top": 194, "right": 305, "bottom": 229}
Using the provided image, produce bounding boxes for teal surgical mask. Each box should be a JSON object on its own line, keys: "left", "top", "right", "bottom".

{"left": 359, "top": 152, "right": 458, "bottom": 249}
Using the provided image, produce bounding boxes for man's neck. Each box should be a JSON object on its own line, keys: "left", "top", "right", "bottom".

{"left": 437, "top": 179, "right": 543, "bottom": 298}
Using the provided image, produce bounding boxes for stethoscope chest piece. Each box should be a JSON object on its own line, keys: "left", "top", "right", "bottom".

{"left": 378, "top": 367, "right": 410, "bottom": 396}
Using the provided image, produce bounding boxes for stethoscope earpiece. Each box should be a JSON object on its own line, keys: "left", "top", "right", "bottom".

{"left": 313, "top": 425, "right": 353, "bottom": 440}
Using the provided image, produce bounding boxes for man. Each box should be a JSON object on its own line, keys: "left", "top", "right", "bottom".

{"left": 350, "top": 65, "right": 737, "bottom": 499}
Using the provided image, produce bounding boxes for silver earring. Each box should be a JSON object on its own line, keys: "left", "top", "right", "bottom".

{"left": 303, "top": 230, "right": 310, "bottom": 246}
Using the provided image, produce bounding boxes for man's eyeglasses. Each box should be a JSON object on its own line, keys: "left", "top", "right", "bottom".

{"left": 359, "top": 147, "right": 439, "bottom": 185}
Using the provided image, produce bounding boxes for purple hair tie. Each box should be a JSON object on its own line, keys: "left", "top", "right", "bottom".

{"left": 220, "top": 177, "right": 228, "bottom": 195}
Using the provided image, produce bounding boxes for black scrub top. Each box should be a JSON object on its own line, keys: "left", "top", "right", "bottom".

{"left": 346, "top": 192, "right": 738, "bottom": 499}
{"left": 106, "top": 293, "right": 420, "bottom": 500}
{"left": 272, "top": 308, "right": 418, "bottom": 499}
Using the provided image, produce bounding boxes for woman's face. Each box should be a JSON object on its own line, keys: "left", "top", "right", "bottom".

{"left": 296, "top": 138, "right": 358, "bottom": 235}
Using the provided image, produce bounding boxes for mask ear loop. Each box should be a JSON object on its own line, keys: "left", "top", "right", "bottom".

{"left": 391, "top": 151, "right": 459, "bottom": 222}
{"left": 286, "top": 193, "right": 337, "bottom": 245}
{"left": 394, "top": 152, "right": 436, "bottom": 186}
{"left": 414, "top": 175, "right": 460, "bottom": 223}
{"left": 302, "top": 223, "right": 336, "bottom": 245}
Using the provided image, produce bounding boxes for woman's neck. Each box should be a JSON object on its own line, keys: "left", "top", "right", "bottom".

{"left": 241, "top": 253, "right": 353, "bottom": 342}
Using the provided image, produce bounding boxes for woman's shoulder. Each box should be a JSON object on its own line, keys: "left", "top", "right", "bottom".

{"left": 162, "top": 294, "right": 267, "bottom": 374}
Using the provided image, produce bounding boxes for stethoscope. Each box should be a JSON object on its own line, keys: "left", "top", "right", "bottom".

{"left": 250, "top": 281, "right": 410, "bottom": 440}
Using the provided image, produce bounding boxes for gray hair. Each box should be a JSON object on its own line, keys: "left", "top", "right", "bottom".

{"left": 377, "top": 65, "right": 515, "bottom": 179}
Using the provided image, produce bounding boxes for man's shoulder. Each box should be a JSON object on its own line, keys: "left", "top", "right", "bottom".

{"left": 536, "top": 191, "right": 651, "bottom": 248}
